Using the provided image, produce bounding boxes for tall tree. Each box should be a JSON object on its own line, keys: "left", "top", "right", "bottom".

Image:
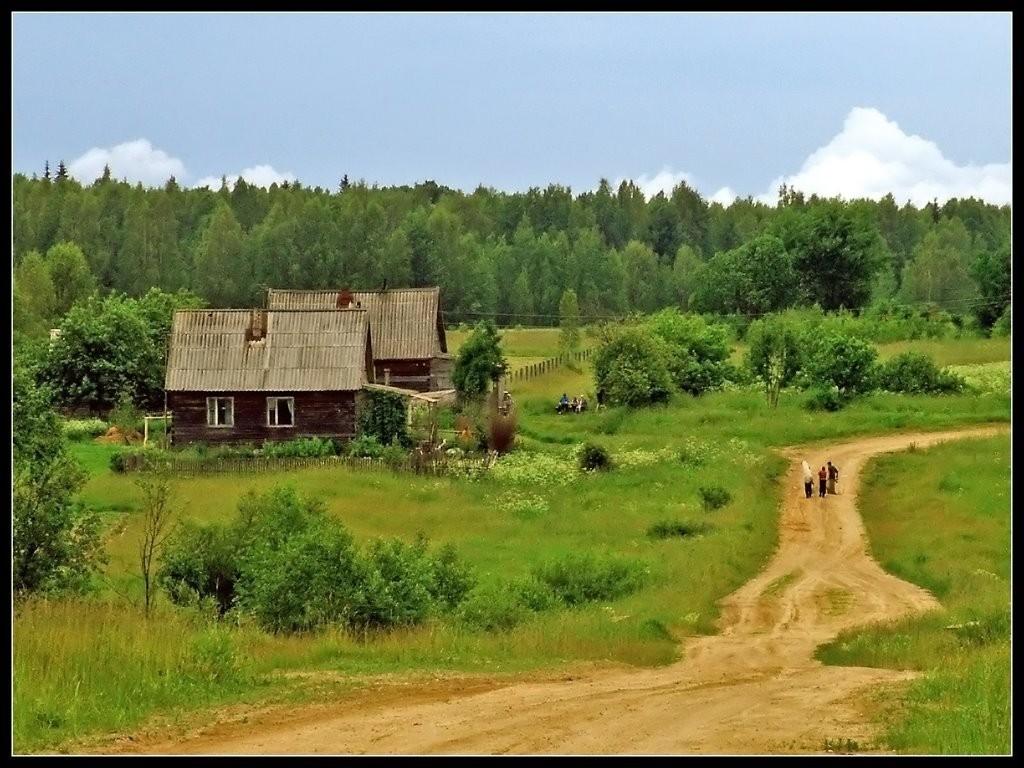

{"left": 14, "top": 251, "right": 56, "bottom": 338}
{"left": 46, "top": 241, "right": 96, "bottom": 315}
{"left": 899, "top": 218, "right": 979, "bottom": 312}
{"left": 193, "top": 202, "right": 247, "bottom": 306}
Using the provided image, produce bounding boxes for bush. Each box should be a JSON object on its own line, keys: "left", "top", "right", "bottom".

{"left": 109, "top": 448, "right": 151, "bottom": 473}
{"left": 261, "top": 437, "right": 340, "bottom": 458}
{"left": 803, "top": 387, "right": 844, "bottom": 412}
{"left": 159, "top": 486, "right": 474, "bottom": 633}
{"left": 875, "top": 352, "right": 965, "bottom": 394}
{"left": 458, "top": 582, "right": 530, "bottom": 632}
{"left": 345, "top": 433, "right": 386, "bottom": 459}
{"left": 452, "top": 321, "right": 507, "bottom": 400}
{"left": 647, "top": 520, "right": 712, "bottom": 539}
{"left": 593, "top": 328, "right": 674, "bottom": 407}
{"left": 109, "top": 394, "right": 143, "bottom": 435}
{"left": 698, "top": 485, "right": 732, "bottom": 512}
{"left": 532, "top": 552, "right": 645, "bottom": 606}
{"left": 62, "top": 418, "right": 109, "bottom": 441}
{"left": 991, "top": 305, "right": 1010, "bottom": 338}
{"left": 801, "top": 333, "right": 877, "bottom": 399}
{"left": 579, "top": 442, "right": 612, "bottom": 472}
{"left": 487, "top": 409, "right": 517, "bottom": 454}
{"left": 357, "top": 389, "right": 409, "bottom": 447}
{"left": 644, "top": 309, "right": 730, "bottom": 395}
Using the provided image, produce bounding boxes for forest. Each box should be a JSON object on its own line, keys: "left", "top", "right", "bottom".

{"left": 13, "top": 165, "right": 1011, "bottom": 341}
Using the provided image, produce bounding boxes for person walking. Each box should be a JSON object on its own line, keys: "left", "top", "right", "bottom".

{"left": 818, "top": 465, "right": 828, "bottom": 498}
{"left": 827, "top": 461, "right": 839, "bottom": 495}
{"left": 802, "top": 461, "right": 814, "bottom": 499}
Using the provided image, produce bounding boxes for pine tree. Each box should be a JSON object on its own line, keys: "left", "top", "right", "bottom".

{"left": 43, "top": 161, "right": 51, "bottom": 181}
{"left": 56, "top": 160, "right": 69, "bottom": 181}
{"left": 339, "top": 174, "right": 350, "bottom": 192}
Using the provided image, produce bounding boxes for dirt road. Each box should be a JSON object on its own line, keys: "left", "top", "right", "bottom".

{"left": 116, "top": 426, "right": 1006, "bottom": 755}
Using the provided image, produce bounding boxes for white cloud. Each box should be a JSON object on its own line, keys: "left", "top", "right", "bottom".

{"left": 68, "top": 139, "right": 186, "bottom": 186}
{"left": 614, "top": 167, "right": 696, "bottom": 200}
{"left": 708, "top": 186, "right": 737, "bottom": 206}
{"left": 194, "top": 165, "right": 296, "bottom": 191}
{"left": 761, "top": 107, "right": 1011, "bottom": 206}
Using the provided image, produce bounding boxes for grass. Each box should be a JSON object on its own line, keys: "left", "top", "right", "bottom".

{"left": 16, "top": 330, "right": 1012, "bottom": 753}
{"left": 815, "top": 435, "right": 1010, "bottom": 754}
{"left": 874, "top": 338, "right": 1010, "bottom": 366}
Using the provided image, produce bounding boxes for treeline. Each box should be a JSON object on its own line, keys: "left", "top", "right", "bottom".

{"left": 13, "top": 170, "right": 1011, "bottom": 335}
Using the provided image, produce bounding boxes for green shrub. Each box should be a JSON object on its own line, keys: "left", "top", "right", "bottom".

{"left": 532, "top": 552, "right": 645, "bottom": 606}
{"left": 579, "top": 442, "right": 612, "bottom": 472}
{"left": 357, "top": 389, "right": 410, "bottom": 447}
{"left": 801, "top": 332, "right": 877, "bottom": 399}
{"left": 261, "top": 437, "right": 340, "bottom": 458}
{"left": 452, "top": 321, "right": 507, "bottom": 400}
{"left": 458, "top": 582, "right": 530, "bottom": 632}
{"left": 991, "top": 305, "right": 1010, "bottom": 338}
{"left": 875, "top": 352, "right": 965, "bottom": 394}
{"left": 593, "top": 328, "right": 674, "bottom": 407}
{"left": 108, "top": 394, "right": 143, "bottom": 435}
{"left": 698, "top": 485, "right": 732, "bottom": 512}
{"left": 645, "top": 309, "right": 730, "bottom": 395}
{"left": 109, "top": 448, "right": 150, "bottom": 473}
{"left": 647, "top": 520, "right": 712, "bottom": 539}
{"left": 346, "top": 434, "right": 386, "bottom": 459}
{"left": 803, "top": 387, "right": 844, "bottom": 412}
{"left": 159, "top": 486, "right": 474, "bottom": 633}
{"left": 62, "top": 418, "right": 109, "bottom": 441}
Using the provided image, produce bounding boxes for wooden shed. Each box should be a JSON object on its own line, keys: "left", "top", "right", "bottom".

{"left": 165, "top": 308, "right": 374, "bottom": 445}
{"left": 266, "top": 287, "right": 452, "bottom": 392}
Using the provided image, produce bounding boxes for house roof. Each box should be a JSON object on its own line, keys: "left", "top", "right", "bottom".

{"left": 165, "top": 309, "right": 371, "bottom": 392}
{"left": 266, "top": 287, "right": 447, "bottom": 360}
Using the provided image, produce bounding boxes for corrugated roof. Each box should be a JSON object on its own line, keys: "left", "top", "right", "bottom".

{"left": 165, "top": 309, "right": 370, "bottom": 392}
{"left": 266, "top": 287, "right": 446, "bottom": 360}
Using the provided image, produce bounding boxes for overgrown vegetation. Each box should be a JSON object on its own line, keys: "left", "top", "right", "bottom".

{"left": 160, "top": 486, "right": 475, "bottom": 633}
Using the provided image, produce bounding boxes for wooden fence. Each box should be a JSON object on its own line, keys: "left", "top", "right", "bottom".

{"left": 507, "top": 348, "right": 594, "bottom": 383}
{"left": 129, "top": 452, "right": 495, "bottom": 478}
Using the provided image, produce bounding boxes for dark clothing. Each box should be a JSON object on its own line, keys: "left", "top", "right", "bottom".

{"left": 819, "top": 479, "right": 827, "bottom": 497}
{"left": 804, "top": 481, "right": 813, "bottom": 498}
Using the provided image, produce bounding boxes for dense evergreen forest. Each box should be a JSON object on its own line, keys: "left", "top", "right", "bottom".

{"left": 13, "top": 165, "right": 1011, "bottom": 337}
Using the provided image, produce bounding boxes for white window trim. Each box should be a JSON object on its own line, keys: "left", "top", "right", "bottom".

{"left": 206, "top": 396, "right": 234, "bottom": 428}
{"left": 266, "top": 396, "right": 296, "bottom": 428}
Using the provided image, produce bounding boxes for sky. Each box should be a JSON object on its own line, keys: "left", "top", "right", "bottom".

{"left": 12, "top": 12, "right": 1013, "bottom": 206}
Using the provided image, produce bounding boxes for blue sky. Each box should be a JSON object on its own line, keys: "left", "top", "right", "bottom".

{"left": 12, "top": 12, "right": 1012, "bottom": 204}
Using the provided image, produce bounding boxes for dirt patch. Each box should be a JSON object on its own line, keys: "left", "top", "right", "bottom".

{"left": 93, "top": 425, "right": 1007, "bottom": 755}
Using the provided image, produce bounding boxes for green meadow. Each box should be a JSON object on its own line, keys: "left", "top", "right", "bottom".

{"left": 14, "top": 329, "right": 1011, "bottom": 752}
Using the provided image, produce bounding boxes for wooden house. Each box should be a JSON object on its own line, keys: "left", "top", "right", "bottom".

{"left": 165, "top": 308, "right": 374, "bottom": 445}
{"left": 266, "top": 287, "right": 452, "bottom": 392}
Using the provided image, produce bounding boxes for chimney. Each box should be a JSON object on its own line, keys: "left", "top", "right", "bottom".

{"left": 337, "top": 289, "right": 353, "bottom": 309}
{"left": 246, "top": 309, "right": 267, "bottom": 342}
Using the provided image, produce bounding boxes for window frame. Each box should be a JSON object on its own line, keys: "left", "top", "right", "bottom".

{"left": 266, "top": 396, "right": 296, "bottom": 428}
{"left": 206, "top": 396, "right": 234, "bottom": 428}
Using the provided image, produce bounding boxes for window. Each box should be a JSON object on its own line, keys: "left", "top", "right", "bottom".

{"left": 206, "top": 397, "right": 234, "bottom": 427}
{"left": 267, "top": 396, "right": 295, "bottom": 427}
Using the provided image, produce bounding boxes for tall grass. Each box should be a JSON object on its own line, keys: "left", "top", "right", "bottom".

{"left": 816, "top": 435, "right": 1010, "bottom": 754}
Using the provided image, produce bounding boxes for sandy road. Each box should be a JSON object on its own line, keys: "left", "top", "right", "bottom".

{"left": 113, "top": 425, "right": 1006, "bottom": 755}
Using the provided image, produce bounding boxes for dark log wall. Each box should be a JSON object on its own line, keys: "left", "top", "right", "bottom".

{"left": 168, "top": 391, "right": 357, "bottom": 446}
{"left": 373, "top": 358, "right": 453, "bottom": 392}
{"left": 374, "top": 359, "right": 431, "bottom": 391}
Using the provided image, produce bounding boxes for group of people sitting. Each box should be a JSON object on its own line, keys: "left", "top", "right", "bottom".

{"left": 556, "top": 392, "right": 588, "bottom": 414}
